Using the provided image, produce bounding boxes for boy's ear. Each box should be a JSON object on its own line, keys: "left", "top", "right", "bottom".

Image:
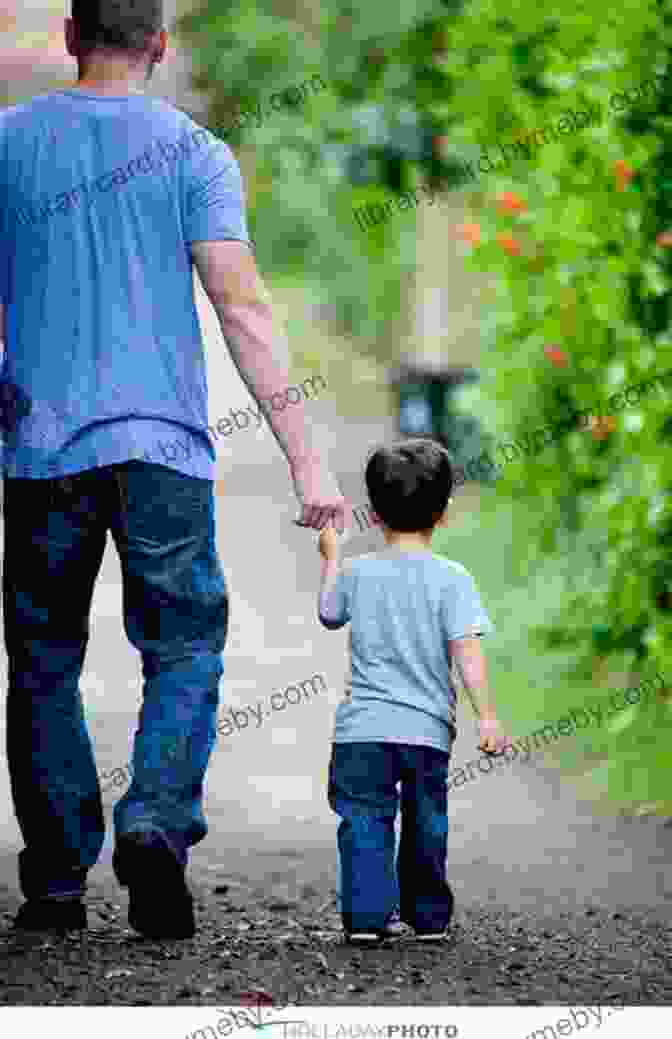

{"left": 64, "top": 18, "right": 77, "bottom": 57}
{"left": 370, "top": 510, "right": 382, "bottom": 526}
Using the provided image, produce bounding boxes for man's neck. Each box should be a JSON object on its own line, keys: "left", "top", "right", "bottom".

{"left": 72, "top": 78, "right": 146, "bottom": 96}
{"left": 72, "top": 60, "right": 150, "bottom": 96}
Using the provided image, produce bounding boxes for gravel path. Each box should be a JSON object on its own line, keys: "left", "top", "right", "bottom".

{"left": 1, "top": 875, "right": 670, "bottom": 1006}
{"left": 1, "top": 352, "right": 671, "bottom": 1007}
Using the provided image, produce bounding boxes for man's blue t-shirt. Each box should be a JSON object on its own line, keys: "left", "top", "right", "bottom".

{"left": 319, "top": 547, "right": 494, "bottom": 752}
{"left": 0, "top": 90, "right": 252, "bottom": 480}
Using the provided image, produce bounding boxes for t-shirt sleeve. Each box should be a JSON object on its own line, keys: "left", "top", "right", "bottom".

{"left": 441, "top": 566, "right": 494, "bottom": 640}
{"left": 318, "top": 562, "right": 353, "bottom": 629}
{"left": 182, "top": 129, "right": 252, "bottom": 246}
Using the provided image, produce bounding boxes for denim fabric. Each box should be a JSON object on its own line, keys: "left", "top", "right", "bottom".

{"left": 3, "top": 460, "right": 228, "bottom": 899}
{"left": 328, "top": 741, "right": 453, "bottom": 933}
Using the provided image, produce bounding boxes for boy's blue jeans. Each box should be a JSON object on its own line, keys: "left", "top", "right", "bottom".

{"left": 328, "top": 741, "right": 453, "bottom": 933}
{"left": 2, "top": 461, "right": 228, "bottom": 901}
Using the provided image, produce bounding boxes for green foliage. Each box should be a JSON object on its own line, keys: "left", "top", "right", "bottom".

{"left": 178, "top": 0, "right": 672, "bottom": 813}
{"left": 176, "top": 0, "right": 464, "bottom": 363}
{"left": 438, "top": 0, "right": 672, "bottom": 812}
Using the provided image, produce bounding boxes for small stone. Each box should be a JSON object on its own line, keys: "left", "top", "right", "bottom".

{"left": 237, "top": 989, "right": 275, "bottom": 1006}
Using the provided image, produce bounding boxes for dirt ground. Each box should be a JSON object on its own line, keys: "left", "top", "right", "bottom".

{"left": 1, "top": 398, "right": 670, "bottom": 1010}
{"left": 1, "top": 820, "right": 671, "bottom": 1008}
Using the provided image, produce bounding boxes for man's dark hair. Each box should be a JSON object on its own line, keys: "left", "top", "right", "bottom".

{"left": 72, "top": 0, "right": 163, "bottom": 55}
{"left": 365, "top": 438, "right": 453, "bottom": 533}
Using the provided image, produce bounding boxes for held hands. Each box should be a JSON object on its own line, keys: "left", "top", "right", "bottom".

{"left": 291, "top": 455, "right": 351, "bottom": 534}
{"left": 477, "top": 716, "right": 512, "bottom": 756}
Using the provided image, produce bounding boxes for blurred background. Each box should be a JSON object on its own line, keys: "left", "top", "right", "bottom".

{"left": 1, "top": 0, "right": 670, "bottom": 843}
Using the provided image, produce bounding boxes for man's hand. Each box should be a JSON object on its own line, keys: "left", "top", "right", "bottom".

{"left": 291, "top": 456, "right": 351, "bottom": 534}
{"left": 477, "top": 716, "right": 512, "bottom": 756}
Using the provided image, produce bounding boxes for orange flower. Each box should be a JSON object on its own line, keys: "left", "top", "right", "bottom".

{"left": 614, "top": 160, "right": 634, "bottom": 190}
{"left": 656, "top": 231, "right": 672, "bottom": 247}
{"left": 614, "top": 159, "right": 633, "bottom": 178}
{"left": 590, "top": 416, "right": 617, "bottom": 440}
{"left": 497, "top": 232, "right": 522, "bottom": 256}
{"left": 452, "top": 222, "right": 481, "bottom": 245}
{"left": 497, "top": 191, "right": 527, "bottom": 214}
{"left": 544, "top": 344, "right": 569, "bottom": 367}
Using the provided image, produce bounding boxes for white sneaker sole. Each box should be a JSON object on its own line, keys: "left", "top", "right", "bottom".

{"left": 345, "top": 931, "right": 383, "bottom": 945}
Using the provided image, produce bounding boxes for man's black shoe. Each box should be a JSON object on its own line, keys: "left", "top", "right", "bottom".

{"left": 13, "top": 898, "right": 87, "bottom": 933}
{"left": 114, "top": 831, "right": 195, "bottom": 940}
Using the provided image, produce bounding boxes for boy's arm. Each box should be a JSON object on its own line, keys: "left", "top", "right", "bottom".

{"left": 317, "top": 526, "right": 350, "bottom": 629}
{"left": 449, "top": 636, "right": 510, "bottom": 754}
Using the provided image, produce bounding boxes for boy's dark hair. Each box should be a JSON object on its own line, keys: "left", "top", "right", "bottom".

{"left": 72, "top": 0, "right": 163, "bottom": 56}
{"left": 365, "top": 438, "right": 453, "bottom": 533}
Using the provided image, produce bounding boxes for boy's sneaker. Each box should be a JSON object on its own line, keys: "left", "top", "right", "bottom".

{"left": 113, "top": 831, "right": 195, "bottom": 940}
{"left": 13, "top": 897, "right": 87, "bottom": 933}
{"left": 344, "top": 929, "right": 385, "bottom": 946}
{"left": 411, "top": 884, "right": 454, "bottom": 941}
{"left": 383, "top": 909, "right": 411, "bottom": 938}
{"left": 345, "top": 910, "right": 409, "bottom": 944}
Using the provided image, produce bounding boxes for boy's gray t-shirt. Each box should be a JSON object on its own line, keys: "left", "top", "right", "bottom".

{"left": 320, "top": 546, "right": 494, "bottom": 752}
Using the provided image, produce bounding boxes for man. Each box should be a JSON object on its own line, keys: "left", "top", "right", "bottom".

{"left": 0, "top": 0, "right": 349, "bottom": 939}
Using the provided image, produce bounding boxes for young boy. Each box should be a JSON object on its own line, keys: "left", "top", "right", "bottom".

{"left": 317, "top": 438, "right": 509, "bottom": 944}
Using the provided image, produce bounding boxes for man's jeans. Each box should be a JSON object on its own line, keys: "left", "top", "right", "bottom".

{"left": 328, "top": 741, "right": 453, "bottom": 934}
{"left": 2, "top": 461, "right": 228, "bottom": 901}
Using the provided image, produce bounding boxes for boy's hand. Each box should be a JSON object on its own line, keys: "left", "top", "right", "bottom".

{"left": 318, "top": 524, "right": 341, "bottom": 561}
{"left": 477, "top": 716, "right": 511, "bottom": 755}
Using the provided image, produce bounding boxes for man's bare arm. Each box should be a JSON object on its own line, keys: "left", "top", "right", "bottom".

{"left": 192, "top": 239, "right": 321, "bottom": 468}
{"left": 190, "top": 240, "right": 349, "bottom": 531}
